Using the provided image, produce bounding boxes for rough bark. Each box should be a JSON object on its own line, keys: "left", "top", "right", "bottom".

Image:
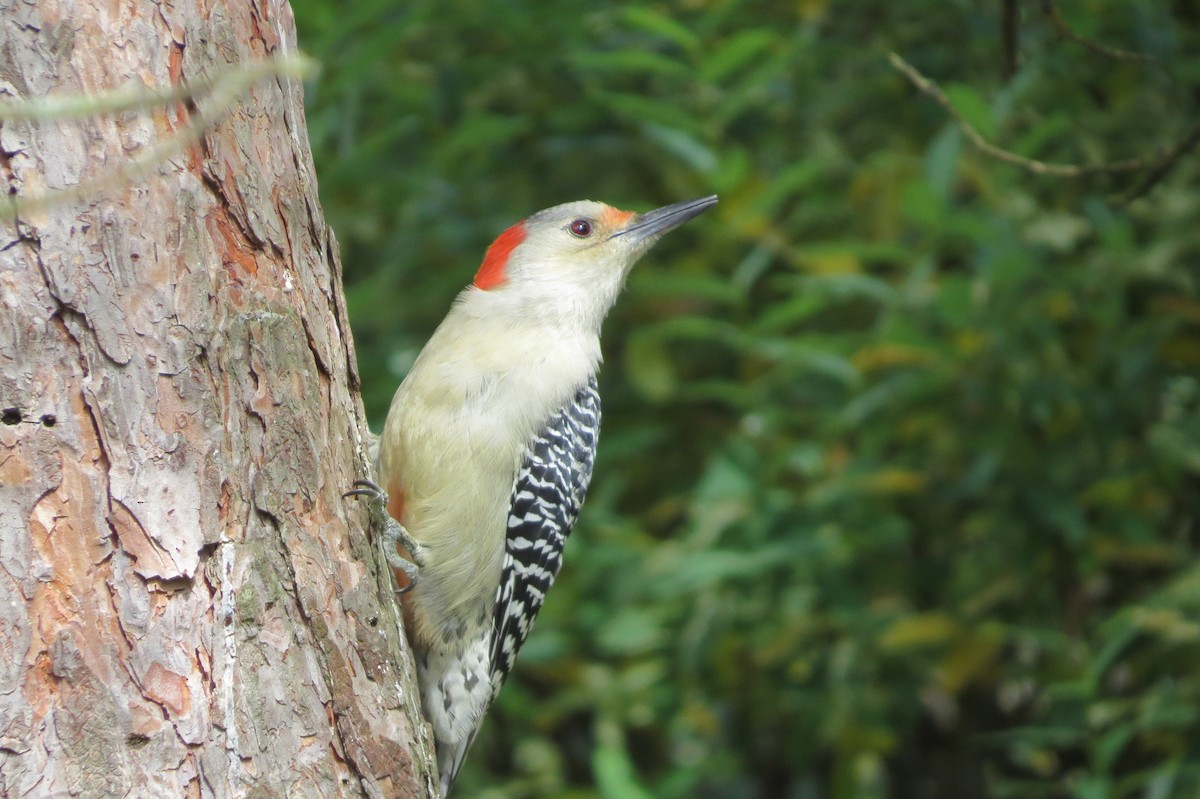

{"left": 0, "top": 1, "right": 436, "bottom": 797}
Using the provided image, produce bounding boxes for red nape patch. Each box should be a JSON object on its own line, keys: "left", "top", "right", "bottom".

{"left": 473, "top": 221, "right": 527, "bottom": 290}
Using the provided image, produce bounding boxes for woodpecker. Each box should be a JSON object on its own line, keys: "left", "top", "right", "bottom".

{"left": 350, "top": 194, "right": 716, "bottom": 795}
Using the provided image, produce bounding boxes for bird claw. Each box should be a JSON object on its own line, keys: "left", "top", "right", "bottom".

{"left": 344, "top": 478, "right": 426, "bottom": 593}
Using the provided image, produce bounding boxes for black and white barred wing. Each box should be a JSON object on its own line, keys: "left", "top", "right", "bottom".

{"left": 489, "top": 376, "right": 601, "bottom": 697}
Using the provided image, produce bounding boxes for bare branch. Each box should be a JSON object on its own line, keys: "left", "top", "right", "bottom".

{"left": 888, "top": 50, "right": 1199, "bottom": 186}
{"left": 1123, "top": 122, "right": 1200, "bottom": 202}
{"left": 1040, "top": 0, "right": 1155, "bottom": 63}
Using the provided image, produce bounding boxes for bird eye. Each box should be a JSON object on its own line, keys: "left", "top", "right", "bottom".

{"left": 568, "top": 219, "right": 592, "bottom": 238}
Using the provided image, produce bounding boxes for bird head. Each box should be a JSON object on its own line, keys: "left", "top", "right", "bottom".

{"left": 466, "top": 195, "right": 718, "bottom": 330}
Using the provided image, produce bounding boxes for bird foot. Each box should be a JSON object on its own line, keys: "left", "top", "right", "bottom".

{"left": 344, "top": 478, "right": 426, "bottom": 594}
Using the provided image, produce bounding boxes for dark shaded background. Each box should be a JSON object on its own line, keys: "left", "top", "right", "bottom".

{"left": 292, "top": 2, "right": 1200, "bottom": 796}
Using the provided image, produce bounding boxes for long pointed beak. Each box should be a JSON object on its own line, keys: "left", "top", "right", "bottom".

{"left": 615, "top": 195, "right": 718, "bottom": 244}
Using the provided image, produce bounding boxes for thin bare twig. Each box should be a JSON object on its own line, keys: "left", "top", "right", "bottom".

{"left": 1, "top": 73, "right": 236, "bottom": 123}
{"left": 0, "top": 54, "right": 319, "bottom": 219}
{"left": 888, "top": 50, "right": 1199, "bottom": 186}
{"left": 1040, "top": 0, "right": 1154, "bottom": 63}
{"left": 1122, "top": 122, "right": 1200, "bottom": 202}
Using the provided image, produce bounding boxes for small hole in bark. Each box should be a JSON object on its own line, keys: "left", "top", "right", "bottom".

{"left": 368, "top": 616, "right": 378, "bottom": 627}
{"left": 2, "top": 408, "right": 21, "bottom": 425}
{"left": 126, "top": 733, "right": 150, "bottom": 748}
{"left": 40, "top": 414, "right": 56, "bottom": 427}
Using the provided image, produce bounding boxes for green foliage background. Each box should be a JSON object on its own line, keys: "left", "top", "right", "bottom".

{"left": 292, "top": 2, "right": 1200, "bottom": 796}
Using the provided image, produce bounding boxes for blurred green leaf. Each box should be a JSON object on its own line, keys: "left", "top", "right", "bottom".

{"left": 944, "top": 83, "right": 998, "bottom": 140}
{"left": 879, "top": 612, "right": 959, "bottom": 650}
{"left": 593, "top": 718, "right": 656, "bottom": 799}
{"left": 571, "top": 49, "right": 693, "bottom": 80}
{"left": 618, "top": 6, "right": 701, "bottom": 53}
{"left": 641, "top": 122, "right": 719, "bottom": 174}
{"left": 701, "top": 29, "right": 775, "bottom": 82}
{"left": 624, "top": 330, "right": 677, "bottom": 400}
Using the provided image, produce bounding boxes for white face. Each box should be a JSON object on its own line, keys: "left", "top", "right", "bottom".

{"left": 472, "top": 200, "right": 648, "bottom": 331}
{"left": 467, "top": 196, "right": 717, "bottom": 332}
{"left": 508, "top": 200, "right": 648, "bottom": 285}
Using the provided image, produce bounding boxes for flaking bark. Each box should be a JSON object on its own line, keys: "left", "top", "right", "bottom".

{"left": 0, "top": 1, "right": 436, "bottom": 796}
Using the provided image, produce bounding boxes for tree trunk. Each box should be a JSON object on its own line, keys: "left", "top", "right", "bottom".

{"left": 0, "top": 1, "right": 435, "bottom": 796}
